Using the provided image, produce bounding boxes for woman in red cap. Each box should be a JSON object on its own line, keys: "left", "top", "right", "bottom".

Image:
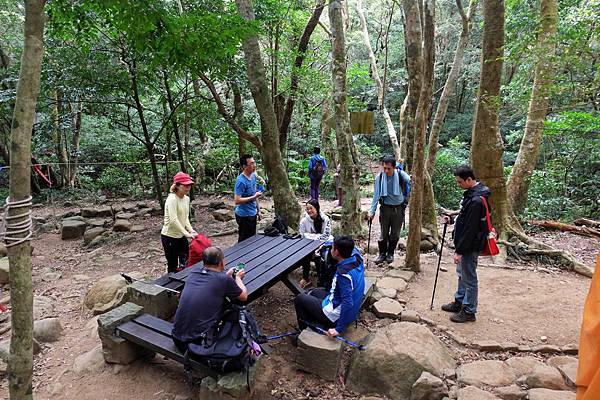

{"left": 161, "top": 172, "right": 198, "bottom": 272}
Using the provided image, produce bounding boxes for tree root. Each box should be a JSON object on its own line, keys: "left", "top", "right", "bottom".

{"left": 503, "top": 226, "right": 594, "bottom": 278}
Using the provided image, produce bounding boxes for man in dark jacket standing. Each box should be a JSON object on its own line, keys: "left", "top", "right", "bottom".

{"left": 442, "top": 165, "right": 490, "bottom": 323}
{"left": 308, "top": 146, "right": 327, "bottom": 201}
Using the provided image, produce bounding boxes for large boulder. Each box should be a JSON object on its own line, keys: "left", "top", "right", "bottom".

{"left": 212, "top": 209, "right": 235, "bottom": 222}
{"left": 346, "top": 322, "right": 455, "bottom": 399}
{"left": 83, "top": 273, "right": 140, "bottom": 314}
{"left": 457, "top": 360, "right": 517, "bottom": 388}
{"left": 84, "top": 227, "right": 106, "bottom": 245}
{"left": 72, "top": 346, "right": 105, "bottom": 374}
{"left": 33, "top": 318, "right": 63, "bottom": 342}
{"left": 61, "top": 219, "right": 87, "bottom": 240}
{"left": 526, "top": 364, "right": 569, "bottom": 390}
{"left": 372, "top": 298, "right": 403, "bottom": 319}
{"left": 113, "top": 219, "right": 132, "bottom": 232}
{"left": 377, "top": 277, "right": 408, "bottom": 293}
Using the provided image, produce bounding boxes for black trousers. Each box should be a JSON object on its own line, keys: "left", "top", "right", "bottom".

{"left": 294, "top": 288, "right": 335, "bottom": 331}
{"left": 236, "top": 214, "right": 257, "bottom": 243}
{"left": 161, "top": 234, "right": 189, "bottom": 273}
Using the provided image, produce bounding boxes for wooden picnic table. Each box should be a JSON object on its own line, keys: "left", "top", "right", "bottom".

{"left": 154, "top": 234, "right": 325, "bottom": 302}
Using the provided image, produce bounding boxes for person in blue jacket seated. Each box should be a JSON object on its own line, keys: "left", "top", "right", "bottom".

{"left": 293, "top": 235, "right": 365, "bottom": 337}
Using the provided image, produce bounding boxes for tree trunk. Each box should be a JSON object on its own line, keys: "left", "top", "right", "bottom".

{"left": 7, "top": 2, "right": 44, "bottom": 399}
{"left": 470, "top": 0, "right": 509, "bottom": 240}
{"left": 320, "top": 98, "right": 337, "bottom": 168}
{"left": 426, "top": 0, "right": 477, "bottom": 177}
{"left": 405, "top": 0, "right": 435, "bottom": 272}
{"left": 232, "top": 83, "right": 247, "bottom": 158}
{"left": 507, "top": 0, "right": 557, "bottom": 214}
{"left": 235, "top": 0, "right": 301, "bottom": 228}
{"left": 52, "top": 90, "right": 68, "bottom": 187}
{"left": 329, "top": 0, "right": 363, "bottom": 237}
{"left": 68, "top": 98, "right": 82, "bottom": 187}
{"left": 356, "top": 0, "right": 401, "bottom": 161}
{"left": 163, "top": 70, "right": 186, "bottom": 173}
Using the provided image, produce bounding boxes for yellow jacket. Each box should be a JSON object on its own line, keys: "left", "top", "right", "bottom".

{"left": 161, "top": 193, "right": 193, "bottom": 238}
{"left": 577, "top": 251, "right": 600, "bottom": 399}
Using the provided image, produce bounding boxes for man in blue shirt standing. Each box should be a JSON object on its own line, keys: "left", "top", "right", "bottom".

{"left": 308, "top": 146, "right": 327, "bottom": 201}
{"left": 234, "top": 154, "right": 262, "bottom": 243}
{"left": 368, "top": 155, "right": 410, "bottom": 264}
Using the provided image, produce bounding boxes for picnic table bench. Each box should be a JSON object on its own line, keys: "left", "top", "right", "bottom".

{"left": 154, "top": 233, "right": 326, "bottom": 302}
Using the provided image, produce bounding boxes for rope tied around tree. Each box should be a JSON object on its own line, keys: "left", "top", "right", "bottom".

{"left": 1, "top": 196, "right": 33, "bottom": 248}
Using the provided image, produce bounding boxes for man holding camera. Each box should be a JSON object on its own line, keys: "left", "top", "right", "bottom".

{"left": 234, "top": 154, "right": 262, "bottom": 243}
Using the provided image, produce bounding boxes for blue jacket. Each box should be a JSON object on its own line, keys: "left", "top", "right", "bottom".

{"left": 322, "top": 246, "right": 365, "bottom": 333}
{"left": 308, "top": 154, "right": 327, "bottom": 179}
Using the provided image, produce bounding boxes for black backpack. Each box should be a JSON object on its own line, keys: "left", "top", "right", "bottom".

{"left": 263, "top": 215, "right": 288, "bottom": 236}
{"left": 183, "top": 306, "right": 263, "bottom": 385}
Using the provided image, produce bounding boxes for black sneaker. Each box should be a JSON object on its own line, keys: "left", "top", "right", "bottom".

{"left": 450, "top": 309, "right": 476, "bottom": 323}
{"left": 441, "top": 301, "right": 462, "bottom": 313}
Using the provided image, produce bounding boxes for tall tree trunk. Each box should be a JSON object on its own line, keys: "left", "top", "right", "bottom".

{"left": 7, "top": 1, "right": 44, "bottom": 399}
{"left": 470, "top": 0, "right": 509, "bottom": 239}
{"left": 232, "top": 83, "right": 247, "bottom": 158}
{"left": 330, "top": 0, "right": 363, "bottom": 237}
{"left": 163, "top": 70, "right": 186, "bottom": 173}
{"left": 235, "top": 0, "right": 301, "bottom": 228}
{"left": 68, "top": 98, "right": 82, "bottom": 187}
{"left": 426, "top": 0, "right": 477, "bottom": 177}
{"left": 507, "top": 0, "right": 557, "bottom": 214}
{"left": 356, "top": 0, "right": 401, "bottom": 160}
{"left": 52, "top": 90, "right": 68, "bottom": 187}
{"left": 320, "top": 98, "right": 337, "bottom": 168}
{"left": 406, "top": 0, "right": 435, "bottom": 272}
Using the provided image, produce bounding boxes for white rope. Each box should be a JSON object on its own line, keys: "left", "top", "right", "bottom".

{"left": 1, "top": 196, "right": 33, "bottom": 248}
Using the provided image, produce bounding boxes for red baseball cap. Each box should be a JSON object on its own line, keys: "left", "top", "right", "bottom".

{"left": 173, "top": 172, "right": 194, "bottom": 185}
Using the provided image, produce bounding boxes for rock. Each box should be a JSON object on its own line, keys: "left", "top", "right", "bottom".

{"left": 0, "top": 338, "right": 41, "bottom": 362}
{"left": 526, "top": 364, "right": 568, "bottom": 390}
{"left": 88, "top": 219, "right": 108, "bottom": 228}
{"left": 517, "top": 345, "right": 531, "bottom": 352}
{"left": 0, "top": 243, "right": 6, "bottom": 257}
{"left": 96, "top": 206, "right": 113, "bottom": 217}
{"left": 493, "top": 385, "right": 527, "bottom": 400}
{"left": 64, "top": 215, "right": 86, "bottom": 222}
{"left": 377, "top": 287, "right": 397, "bottom": 298}
{"left": 0, "top": 257, "right": 9, "bottom": 284}
{"left": 33, "top": 318, "right": 63, "bottom": 342}
{"left": 0, "top": 359, "right": 6, "bottom": 375}
{"left": 401, "top": 309, "right": 420, "bottom": 323}
{"left": 86, "top": 316, "right": 99, "bottom": 338}
{"left": 411, "top": 371, "right": 448, "bottom": 400}
{"left": 113, "top": 219, "right": 132, "bottom": 232}
{"left": 84, "top": 273, "right": 138, "bottom": 314}
{"left": 457, "top": 386, "right": 502, "bottom": 400}
{"left": 212, "top": 209, "right": 235, "bottom": 222}
{"left": 561, "top": 343, "right": 578, "bottom": 355}
{"left": 500, "top": 342, "right": 519, "bottom": 352}
{"left": 556, "top": 363, "right": 577, "bottom": 387}
{"left": 372, "top": 298, "right": 403, "bottom": 319}
{"left": 130, "top": 225, "right": 145, "bottom": 233}
{"left": 531, "top": 344, "right": 561, "bottom": 353}
{"left": 84, "top": 227, "right": 106, "bottom": 245}
{"left": 527, "top": 388, "right": 575, "bottom": 400}
{"left": 115, "top": 212, "right": 134, "bottom": 220}
{"left": 547, "top": 356, "right": 578, "bottom": 369}
{"left": 346, "top": 322, "right": 455, "bottom": 400}
{"left": 386, "top": 269, "right": 415, "bottom": 281}
{"left": 73, "top": 346, "right": 105, "bottom": 374}
{"left": 457, "top": 360, "right": 517, "bottom": 388}
{"left": 473, "top": 340, "right": 503, "bottom": 352}
{"left": 41, "top": 271, "right": 62, "bottom": 282}
{"left": 199, "top": 358, "right": 262, "bottom": 399}
{"left": 61, "top": 219, "right": 87, "bottom": 240}
{"left": 33, "top": 295, "right": 55, "bottom": 319}
{"left": 446, "top": 331, "right": 468, "bottom": 346}
{"left": 121, "top": 251, "right": 141, "bottom": 259}
{"left": 397, "top": 239, "right": 407, "bottom": 251}
{"left": 80, "top": 208, "right": 98, "bottom": 218}
{"left": 368, "top": 290, "right": 383, "bottom": 305}
{"left": 88, "top": 235, "right": 108, "bottom": 248}
{"left": 73, "top": 274, "right": 90, "bottom": 282}
{"left": 207, "top": 200, "right": 226, "bottom": 210}
{"left": 296, "top": 329, "right": 342, "bottom": 381}
{"left": 421, "top": 227, "right": 433, "bottom": 238}
{"left": 505, "top": 356, "right": 545, "bottom": 377}
{"left": 39, "top": 222, "right": 57, "bottom": 233}
{"left": 377, "top": 277, "right": 408, "bottom": 293}
{"left": 420, "top": 240, "right": 436, "bottom": 252}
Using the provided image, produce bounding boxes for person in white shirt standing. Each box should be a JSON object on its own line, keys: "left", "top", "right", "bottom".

{"left": 161, "top": 172, "right": 198, "bottom": 273}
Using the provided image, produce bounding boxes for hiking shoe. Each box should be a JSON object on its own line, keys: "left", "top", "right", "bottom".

{"left": 374, "top": 253, "right": 387, "bottom": 264}
{"left": 450, "top": 309, "right": 476, "bottom": 323}
{"left": 385, "top": 253, "right": 394, "bottom": 264}
{"left": 441, "top": 301, "right": 462, "bottom": 313}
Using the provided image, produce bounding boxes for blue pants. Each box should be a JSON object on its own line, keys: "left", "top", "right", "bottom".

{"left": 454, "top": 251, "right": 479, "bottom": 314}
{"left": 310, "top": 177, "right": 322, "bottom": 200}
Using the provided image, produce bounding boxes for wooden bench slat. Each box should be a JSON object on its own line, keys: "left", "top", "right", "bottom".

{"left": 134, "top": 314, "right": 174, "bottom": 337}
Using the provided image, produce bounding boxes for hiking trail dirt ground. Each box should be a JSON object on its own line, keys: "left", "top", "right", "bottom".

{"left": 0, "top": 193, "right": 596, "bottom": 400}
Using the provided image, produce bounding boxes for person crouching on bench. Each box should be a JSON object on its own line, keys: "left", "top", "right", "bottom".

{"left": 294, "top": 235, "right": 365, "bottom": 337}
{"left": 171, "top": 246, "right": 248, "bottom": 353}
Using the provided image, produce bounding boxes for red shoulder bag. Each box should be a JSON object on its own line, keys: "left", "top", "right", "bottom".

{"left": 480, "top": 196, "right": 500, "bottom": 256}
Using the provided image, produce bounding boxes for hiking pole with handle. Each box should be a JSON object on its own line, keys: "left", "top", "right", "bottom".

{"left": 429, "top": 220, "right": 449, "bottom": 310}
{"left": 300, "top": 319, "right": 365, "bottom": 350}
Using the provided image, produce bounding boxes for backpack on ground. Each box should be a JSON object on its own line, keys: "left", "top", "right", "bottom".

{"left": 264, "top": 215, "right": 288, "bottom": 236}
{"left": 184, "top": 305, "right": 264, "bottom": 386}
{"left": 312, "top": 158, "right": 326, "bottom": 178}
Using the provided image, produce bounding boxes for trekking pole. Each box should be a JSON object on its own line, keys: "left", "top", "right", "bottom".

{"left": 367, "top": 219, "right": 372, "bottom": 267}
{"left": 300, "top": 320, "right": 365, "bottom": 350}
{"left": 265, "top": 331, "right": 300, "bottom": 341}
{"left": 121, "top": 273, "right": 181, "bottom": 295}
{"left": 429, "top": 221, "right": 448, "bottom": 310}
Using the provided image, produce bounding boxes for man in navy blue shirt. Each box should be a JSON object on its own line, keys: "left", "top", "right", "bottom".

{"left": 172, "top": 246, "right": 248, "bottom": 352}
{"left": 234, "top": 154, "right": 263, "bottom": 243}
